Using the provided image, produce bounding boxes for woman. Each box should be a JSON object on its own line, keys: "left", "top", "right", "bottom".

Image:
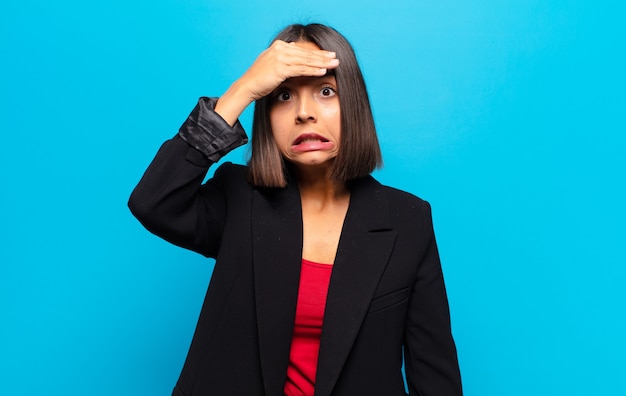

{"left": 129, "top": 23, "right": 462, "bottom": 396}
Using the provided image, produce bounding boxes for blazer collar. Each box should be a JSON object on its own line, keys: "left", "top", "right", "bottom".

{"left": 252, "top": 182, "right": 303, "bottom": 396}
{"left": 251, "top": 176, "right": 397, "bottom": 396}
{"left": 315, "top": 176, "right": 397, "bottom": 396}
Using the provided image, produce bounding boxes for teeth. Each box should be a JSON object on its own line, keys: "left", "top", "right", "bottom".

{"left": 295, "top": 136, "right": 328, "bottom": 144}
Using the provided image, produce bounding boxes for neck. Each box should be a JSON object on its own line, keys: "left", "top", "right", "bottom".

{"left": 294, "top": 166, "right": 349, "bottom": 207}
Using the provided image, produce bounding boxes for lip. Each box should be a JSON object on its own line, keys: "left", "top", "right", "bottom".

{"left": 292, "top": 132, "right": 330, "bottom": 146}
{"left": 291, "top": 132, "right": 334, "bottom": 153}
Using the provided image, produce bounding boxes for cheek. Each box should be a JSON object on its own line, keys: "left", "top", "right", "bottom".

{"left": 322, "top": 106, "right": 339, "bottom": 118}
{"left": 321, "top": 105, "right": 341, "bottom": 133}
{"left": 269, "top": 105, "right": 290, "bottom": 130}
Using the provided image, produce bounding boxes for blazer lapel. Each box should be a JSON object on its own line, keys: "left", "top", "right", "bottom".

{"left": 251, "top": 183, "right": 303, "bottom": 396}
{"left": 315, "top": 176, "right": 397, "bottom": 396}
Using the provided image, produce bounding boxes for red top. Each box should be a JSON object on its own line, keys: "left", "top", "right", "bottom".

{"left": 284, "top": 259, "right": 333, "bottom": 396}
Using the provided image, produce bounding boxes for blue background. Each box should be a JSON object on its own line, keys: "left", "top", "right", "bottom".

{"left": 2, "top": 0, "right": 625, "bottom": 394}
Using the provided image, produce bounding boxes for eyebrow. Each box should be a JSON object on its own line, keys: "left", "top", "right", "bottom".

{"left": 281, "top": 75, "right": 337, "bottom": 87}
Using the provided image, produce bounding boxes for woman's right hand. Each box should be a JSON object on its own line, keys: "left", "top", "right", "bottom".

{"left": 215, "top": 40, "right": 339, "bottom": 126}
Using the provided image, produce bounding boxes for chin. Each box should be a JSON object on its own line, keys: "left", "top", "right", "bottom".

{"left": 305, "top": 156, "right": 336, "bottom": 166}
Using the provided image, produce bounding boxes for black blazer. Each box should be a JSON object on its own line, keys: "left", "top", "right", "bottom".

{"left": 129, "top": 134, "right": 462, "bottom": 396}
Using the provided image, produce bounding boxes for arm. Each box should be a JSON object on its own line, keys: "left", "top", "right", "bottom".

{"left": 404, "top": 203, "right": 463, "bottom": 395}
{"left": 128, "top": 97, "right": 247, "bottom": 257}
{"left": 128, "top": 41, "right": 339, "bottom": 255}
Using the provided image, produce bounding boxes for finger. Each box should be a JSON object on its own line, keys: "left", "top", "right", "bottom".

{"left": 285, "top": 59, "right": 339, "bottom": 74}
{"left": 288, "top": 65, "right": 332, "bottom": 78}
{"left": 291, "top": 48, "right": 337, "bottom": 66}
{"left": 280, "top": 51, "right": 339, "bottom": 71}
{"left": 290, "top": 45, "right": 336, "bottom": 60}
{"left": 284, "top": 40, "right": 335, "bottom": 56}
{"left": 276, "top": 40, "right": 337, "bottom": 65}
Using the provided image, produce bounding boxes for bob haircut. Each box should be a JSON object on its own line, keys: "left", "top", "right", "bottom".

{"left": 248, "top": 23, "right": 382, "bottom": 188}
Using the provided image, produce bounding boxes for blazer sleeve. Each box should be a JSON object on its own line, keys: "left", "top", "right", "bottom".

{"left": 128, "top": 97, "right": 248, "bottom": 258}
{"left": 403, "top": 202, "right": 463, "bottom": 395}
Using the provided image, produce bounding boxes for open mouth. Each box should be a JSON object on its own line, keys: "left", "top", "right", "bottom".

{"left": 293, "top": 133, "right": 329, "bottom": 146}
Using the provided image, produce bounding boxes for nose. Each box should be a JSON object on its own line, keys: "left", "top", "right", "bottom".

{"left": 295, "top": 95, "right": 316, "bottom": 123}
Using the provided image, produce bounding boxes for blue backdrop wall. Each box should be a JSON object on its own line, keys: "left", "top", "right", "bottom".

{"left": 2, "top": 1, "right": 625, "bottom": 395}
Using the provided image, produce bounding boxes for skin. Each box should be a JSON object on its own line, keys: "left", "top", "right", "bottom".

{"left": 214, "top": 40, "right": 339, "bottom": 126}
{"left": 269, "top": 72, "right": 341, "bottom": 173}
{"left": 215, "top": 40, "right": 349, "bottom": 265}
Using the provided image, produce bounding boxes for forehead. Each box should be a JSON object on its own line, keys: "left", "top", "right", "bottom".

{"left": 279, "top": 75, "right": 337, "bottom": 91}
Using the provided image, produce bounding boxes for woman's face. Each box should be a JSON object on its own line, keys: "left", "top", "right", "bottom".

{"left": 269, "top": 41, "right": 341, "bottom": 172}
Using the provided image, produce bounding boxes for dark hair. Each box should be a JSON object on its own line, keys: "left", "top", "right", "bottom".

{"left": 248, "top": 23, "right": 382, "bottom": 188}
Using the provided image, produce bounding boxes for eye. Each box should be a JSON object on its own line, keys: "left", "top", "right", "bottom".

{"left": 275, "top": 90, "right": 291, "bottom": 102}
{"left": 320, "top": 86, "right": 336, "bottom": 97}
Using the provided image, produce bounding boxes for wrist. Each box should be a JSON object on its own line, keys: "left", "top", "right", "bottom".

{"left": 214, "top": 80, "right": 254, "bottom": 127}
